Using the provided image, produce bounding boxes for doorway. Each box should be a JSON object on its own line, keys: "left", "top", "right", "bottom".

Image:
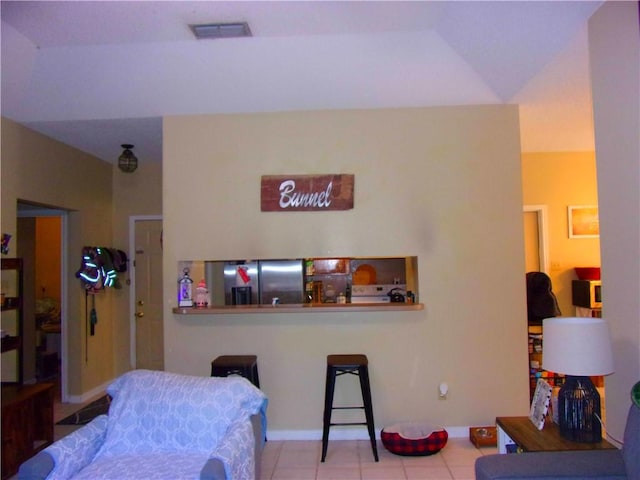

{"left": 129, "top": 216, "right": 164, "bottom": 370}
{"left": 523, "top": 205, "right": 549, "bottom": 274}
{"left": 17, "top": 202, "right": 68, "bottom": 401}
{"left": 523, "top": 205, "right": 550, "bottom": 399}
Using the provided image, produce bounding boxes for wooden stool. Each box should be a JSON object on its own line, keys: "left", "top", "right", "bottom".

{"left": 210, "top": 355, "right": 260, "bottom": 388}
{"left": 321, "top": 354, "right": 379, "bottom": 462}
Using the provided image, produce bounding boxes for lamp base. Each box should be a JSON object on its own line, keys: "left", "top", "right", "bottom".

{"left": 557, "top": 375, "right": 602, "bottom": 443}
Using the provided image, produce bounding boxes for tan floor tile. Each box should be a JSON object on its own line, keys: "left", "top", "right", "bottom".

{"left": 358, "top": 445, "right": 385, "bottom": 464}
{"left": 270, "top": 466, "right": 318, "bottom": 480}
{"left": 439, "top": 439, "right": 481, "bottom": 466}
{"left": 322, "top": 444, "right": 361, "bottom": 466}
{"left": 401, "top": 454, "right": 446, "bottom": 466}
{"left": 477, "top": 446, "right": 498, "bottom": 456}
{"left": 260, "top": 451, "right": 279, "bottom": 472}
{"left": 277, "top": 449, "right": 320, "bottom": 467}
{"left": 281, "top": 440, "right": 321, "bottom": 452}
{"left": 263, "top": 440, "right": 285, "bottom": 452}
{"left": 316, "top": 465, "right": 361, "bottom": 480}
{"left": 259, "top": 463, "right": 275, "bottom": 480}
{"left": 404, "top": 466, "right": 453, "bottom": 480}
{"left": 438, "top": 449, "right": 480, "bottom": 467}
{"left": 365, "top": 456, "right": 402, "bottom": 467}
{"left": 448, "top": 465, "right": 476, "bottom": 480}
{"left": 361, "top": 465, "right": 407, "bottom": 479}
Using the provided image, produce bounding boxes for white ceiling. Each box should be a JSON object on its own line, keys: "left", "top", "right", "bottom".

{"left": 1, "top": 1, "right": 603, "bottom": 166}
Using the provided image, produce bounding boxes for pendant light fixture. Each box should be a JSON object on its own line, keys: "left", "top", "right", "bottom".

{"left": 118, "top": 144, "right": 138, "bottom": 173}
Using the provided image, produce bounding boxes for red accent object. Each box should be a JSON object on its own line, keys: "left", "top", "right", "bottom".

{"left": 381, "top": 428, "right": 448, "bottom": 456}
{"left": 574, "top": 267, "right": 600, "bottom": 280}
{"left": 237, "top": 267, "right": 251, "bottom": 284}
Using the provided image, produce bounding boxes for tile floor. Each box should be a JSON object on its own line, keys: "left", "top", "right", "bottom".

{"left": 48, "top": 386, "right": 497, "bottom": 480}
{"left": 260, "top": 437, "right": 495, "bottom": 480}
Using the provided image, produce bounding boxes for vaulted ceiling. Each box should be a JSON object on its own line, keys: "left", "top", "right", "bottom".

{"left": 1, "top": 1, "right": 603, "bottom": 166}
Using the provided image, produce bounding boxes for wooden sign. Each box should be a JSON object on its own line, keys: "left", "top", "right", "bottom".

{"left": 261, "top": 174, "right": 354, "bottom": 212}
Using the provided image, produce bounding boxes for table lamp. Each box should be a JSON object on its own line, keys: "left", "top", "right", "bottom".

{"left": 542, "top": 317, "right": 614, "bottom": 442}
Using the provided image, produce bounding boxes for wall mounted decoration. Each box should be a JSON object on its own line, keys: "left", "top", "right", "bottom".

{"left": 261, "top": 174, "right": 354, "bottom": 212}
{"left": 568, "top": 206, "right": 599, "bottom": 238}
{"left": 1, "top": 233, "right": 11, "bottom": 254}
{"left": 75, "top": 247, "right": 128, "bottom": 291}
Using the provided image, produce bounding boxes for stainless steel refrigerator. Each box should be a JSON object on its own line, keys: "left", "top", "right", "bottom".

{"left": 224, "top": 261, "right": 259, "bottom": 305}
{"left": 258, "top": 259, "right": 304, "bottom": 304}
{"left": 223, "top": 260, "right": 303, "bottom": 305}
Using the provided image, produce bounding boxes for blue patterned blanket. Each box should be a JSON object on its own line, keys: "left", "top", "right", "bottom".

{"left": 44, "top": 370, "right": 267, "bottom": 479}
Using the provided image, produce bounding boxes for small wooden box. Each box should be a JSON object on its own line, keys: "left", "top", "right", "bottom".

{"left": 469, "top": 426, "right": 497, "bottom": 447}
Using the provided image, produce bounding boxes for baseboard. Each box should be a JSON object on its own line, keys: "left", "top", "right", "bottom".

{"left": 266, "top": 426, "right": 471, "bottom": 441}
{"left": 66, "top": 379, "right": 113, "bottom": 404}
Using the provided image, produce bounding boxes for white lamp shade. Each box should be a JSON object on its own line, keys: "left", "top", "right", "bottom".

{"left": 542, "top": 317, "right": 614, "bottom": 376}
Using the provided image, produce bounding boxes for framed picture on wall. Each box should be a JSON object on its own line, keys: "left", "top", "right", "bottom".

{"left": 568, "top": 205, "right": 599, "bottom": 238}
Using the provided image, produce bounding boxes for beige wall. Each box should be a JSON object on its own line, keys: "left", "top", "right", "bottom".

{"left": 162, "top": 106, "right": 531, "bottom": 435}
{"left": 521, "top": 151, "right": 600, "bottom": 315}
{"left": 1, "top": 118, "right": 115, "bottom": 396}
{"left": 589, "top": 1, "right": 640, "bottom": 437}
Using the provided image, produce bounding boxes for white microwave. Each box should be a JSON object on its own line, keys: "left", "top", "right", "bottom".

{"left": 572, "top": 280, "right": 602, "bottom": 309}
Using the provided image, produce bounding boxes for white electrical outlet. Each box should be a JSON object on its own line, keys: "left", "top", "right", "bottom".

{"left": 438, "top": 382, "right": 449, "bottom": 399}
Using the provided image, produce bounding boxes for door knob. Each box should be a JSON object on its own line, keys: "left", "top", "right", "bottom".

{"left": 137, "top": 300, "right": 145, "bottom": 306}
{"left": 135, "top": 311, "right": 144, "bottom": 318}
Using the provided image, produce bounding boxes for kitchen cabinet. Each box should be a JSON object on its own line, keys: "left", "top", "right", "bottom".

{"left": 1, "top": 258, "right": 23, "bottom": 384}
{"left": 304, "top": 258, "right": 351, "bottom": 303}
{"left": 303, "top": 257, "right": 412, "bottom": 304}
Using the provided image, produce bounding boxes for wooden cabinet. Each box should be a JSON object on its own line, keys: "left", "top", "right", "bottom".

{"left": 1, "top": 258, "right": 24, "bottom": 384}
{"left": 496, "top": 416, "right": 615, "bottom": 453}
{"left": 1, "top": 383, "right": 54, "bottom": 479}
{"left": 304, "top": 258, "right": 351, "bottom": 303}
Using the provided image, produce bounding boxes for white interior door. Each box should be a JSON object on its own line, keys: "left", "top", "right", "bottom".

{"left": 133, "top": 218, "right": 164, "bottom": 370}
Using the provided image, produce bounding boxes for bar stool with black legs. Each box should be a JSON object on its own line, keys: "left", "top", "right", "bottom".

{"left": 210, "top": 355, "right": 260, "bottom": 388}
{"left": 321, "top": 354, "right": 379, "bottom": 462}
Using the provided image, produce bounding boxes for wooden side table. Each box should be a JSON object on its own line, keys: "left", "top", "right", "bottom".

{"left": 496, "top": 416, "right": 616, "bottom": 454}
{"left": 1, "top": 383, "right": 54, "bottom": 479}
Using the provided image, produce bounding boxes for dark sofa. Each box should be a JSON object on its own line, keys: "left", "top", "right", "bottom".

{"left": 475, "top": 402, "right": 639, "bottom": 480}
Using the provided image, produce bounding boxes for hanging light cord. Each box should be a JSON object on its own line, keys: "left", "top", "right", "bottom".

{"left": 594, "top": 413, "right": 624, "bottom": 446}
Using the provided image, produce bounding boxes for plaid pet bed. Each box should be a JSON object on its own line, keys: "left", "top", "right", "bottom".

{"left": 381, "top": 424, "right": 448, "bottom": 456}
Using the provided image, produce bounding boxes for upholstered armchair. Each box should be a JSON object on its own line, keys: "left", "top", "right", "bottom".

{"left": 18, "top": 369, "right": 268, "bottom": 480}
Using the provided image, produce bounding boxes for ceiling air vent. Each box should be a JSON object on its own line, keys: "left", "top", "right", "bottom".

{"left": 191, "top": 22, "right": 252, "bottom": 40}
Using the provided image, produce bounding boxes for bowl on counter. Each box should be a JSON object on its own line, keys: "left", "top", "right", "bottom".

{"left": 574, "top": 267, "right": 600, "bottom": 280}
